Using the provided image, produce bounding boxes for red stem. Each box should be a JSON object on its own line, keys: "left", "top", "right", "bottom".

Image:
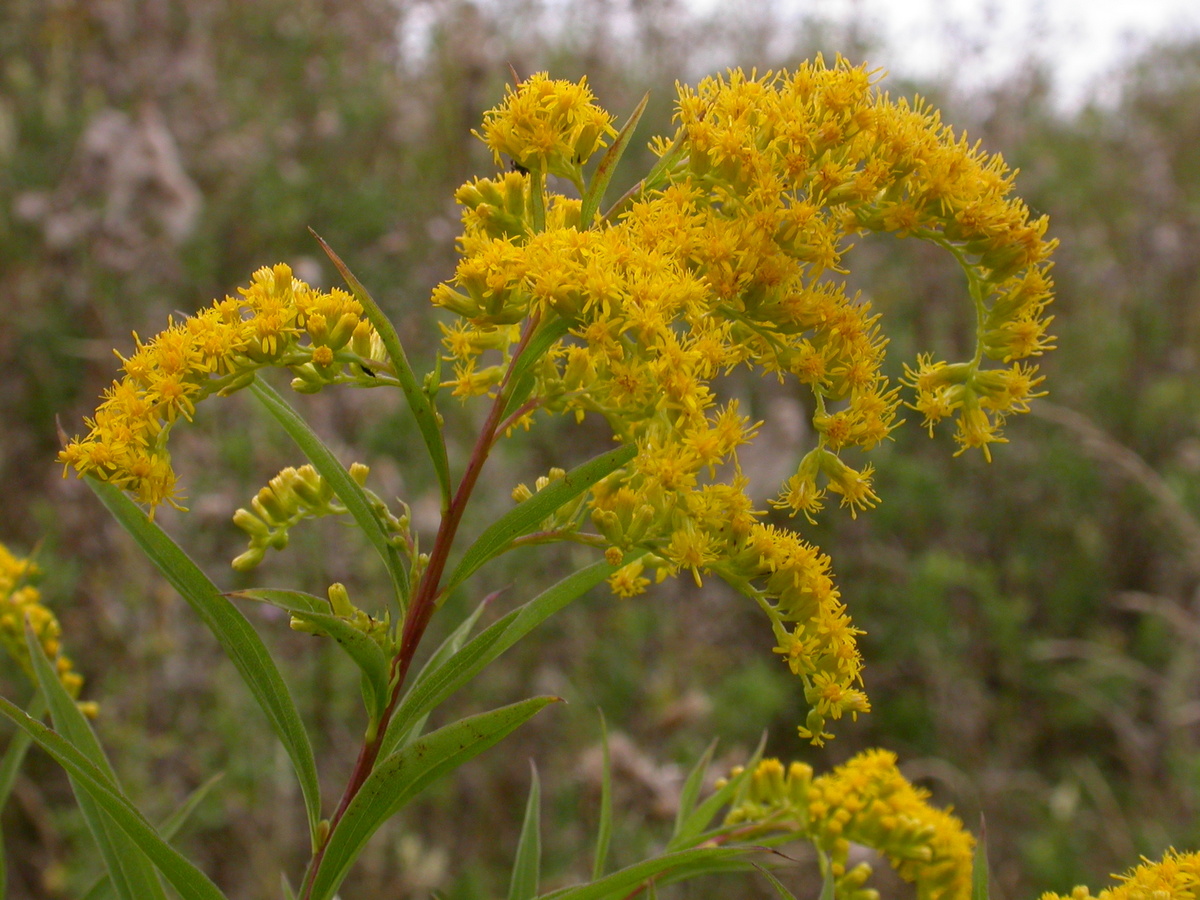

{"left": 300, "top": 315, "right": 542, "bottom": 898}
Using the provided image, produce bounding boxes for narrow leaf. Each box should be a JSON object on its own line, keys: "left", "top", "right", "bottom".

{"left": 600, "top": 125, "right": 690, "bottom": 224}
{"left": 500, "top": 317, "right": 572, "bottom": 422}
{"left": 382, "top": 562, "right": 615, "bottom": 757}
{"left": 972, "top": 816, "right": 990, "bottom": 900}
{"left": 0, "top": 692, "right": 43, "bottom": 900}
{"left": 818, "top": 845, "right": 835, "bottom": 900}
{"left": 232, "top": 589, "right": 391, "bottom": 723}
{"left": 26, "top": 625, "right": 167, "bottom": 900}
{"left": 0, "top": 691, "right": 43, "bottom": 812}
{"left": 89, "top": 479, "right": 323, "bottom": 844}
{"left": 310, "top": 697, "right": 558, "bottom": 900}
{"left": 445, "top": 444, "right": 635, "bottom": 594}
{"left": 82, "top": 773, "right": 225, "bottom": 900}
{"left": 666, "top": 733, "right": 766, "bottom": 852}
{"left": 249, "top": 376, "right": 409, "bottom": 615}
{"left": 539, "top": 846, "right": 750, "bottom": 900}
{"left": 508, "top": 762, "right": 541, "bottom": 900}
{"left": 580, "top": 93, "right": 649, "bottom": 228}
{"left": 390, "top": 591, "right": 497, "bottom": 747}
{"left": 672, "top": 739, "right": 717, "bottom": 841}
{"left": 288, "top": 610, "right": 390, "bottom": 722}
{"left": 311, "top": 230, "right": 451, "bottom": 509}
{"left": 0, "top": 697, "right": 227, "bottom": 900}
{"left": 230, "top": 589, "right": 327, "bottom": 615}
{"left": 591, "top": 712, "right": 613, "bottom": 882}
{"left": 751, "top": 862, "right": 799, "bottom": 900}
{"left": 280, "top": 874, "right": 298, "bottom": 900}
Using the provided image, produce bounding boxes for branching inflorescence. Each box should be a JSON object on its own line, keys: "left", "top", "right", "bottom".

{"left": 61, "top": 59, "right": 1055, "bottom": 752}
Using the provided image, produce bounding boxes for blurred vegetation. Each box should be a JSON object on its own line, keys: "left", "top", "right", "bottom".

{"left": 3, "top": 0, "right": 1200, "bottom": 897}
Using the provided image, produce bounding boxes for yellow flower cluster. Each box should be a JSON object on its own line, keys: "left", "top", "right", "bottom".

{"left": 725, "top": 751, "right": 974, "bottom": 900}
{"left": 478, "top": 73, "right": 617, "bottom": 183}
{"left": 1041, "top": 850, "right": 1200, "bottom": 900}
{"left": 0, "top": 543, "right": 95, "bottom": 715}
{"left": 437, "top": 60, "right": 1054, "bottom": 741}
{"left": 60, "top": 264, "right": 391, "bottom": 509}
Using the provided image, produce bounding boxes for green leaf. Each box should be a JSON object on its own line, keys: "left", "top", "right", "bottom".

{"left": 311, "top": 230, "right": 452, "bottom": 510}
{"left": 232, "top": 589, "right": 391, "bottom": 724}
{"left": 390, "top": 591, "right": 496, "bottom": 747}
{"left": 972, "top": 816, "right": 990, "bottom": 900}
{"left": 26, "top": 625, "right": 167, "bottom": 900}
{"left": 0, "top": 691, "right": 44, "bottom": 900}
{"left": 817, "top": 846, "right": 835, "bottom": 900}
{"left": 82, "top": 773, "right": 225, "bottom": 900}
{"left": 666, "top": 733, "right": 766, "bottom": 852}
{"left": 751, "top": 862, "right": 799, "bottom": 900}
{"left": 249, "top": 376, "right": 409, "bottom": 616}
{"left": 88, "top": 478, "right": 323, "bottom": 845}
{"left": 309, "top": 696, "right": 558, "bottom": 900}
{"left": 592, "top": 712, "right": 613, "bottom": 882}
{"left": 0, "top": 697, "right": 227, "bottom": 900}
{"left": 500, "top": 317, "right": 573, "bottom": 422}
{"left": 599, "top": 125, "right": 690, "bottom": 224}
{"left": 382, "top": 561, "right": 615, "bottom": 758}
{"left": 580, "top": 93, "right": 649, "bottom": 228}
{"left": 672, "top": 739, "right": 717, "bottom": 842}
{"left": 445, "top": 444, "right": 635, "bottom": 595}
{"left": 230, "top": 588, "right": 327, "bottom": 615}
{"left": 281, "top": 874, "right": 298, "bottom": 900}
{"left": 0, "top": 691, "right": 42, "bottom": 813}
{"left": 539, "top": 846, "right": 751, "bottom": 900}
{"left": 508, "top": 762, "right": 541, "bottom": 900}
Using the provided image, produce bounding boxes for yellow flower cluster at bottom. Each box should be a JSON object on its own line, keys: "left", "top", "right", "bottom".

{"left": 725, "top": 749, "right": 974, "bottom": 900}
{"left": 1041, "top": 850, "right": 1200, "bottom": 900}
{"left": 0, "top": 543, "right": 95, "bottom": 716}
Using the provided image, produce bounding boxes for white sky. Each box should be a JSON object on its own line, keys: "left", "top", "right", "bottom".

{"left": 802, "top": 0, "right": 1200, "bottom": 105}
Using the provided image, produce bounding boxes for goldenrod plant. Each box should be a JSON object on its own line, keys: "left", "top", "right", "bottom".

{"left": 3, "top": 58, "right": 1074, "bottom": 897}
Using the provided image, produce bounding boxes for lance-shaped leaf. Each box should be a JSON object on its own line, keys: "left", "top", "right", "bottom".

{"left": 311, "top": 229, "right": 452, "bottom": 509}
{"left": 666, "top": 733, "right": 766, "bottom": 852}
{"left": 818, "top": 846, "right": 835, "bottom": 900}
{"left": 672, "top": 739, "right": 717, "bottom": 842}
{"left": 0, "top": 696, "right": 227, "bottom": 900}
{"left": 500, "top": 317, "right": 573, "bottom": 422}
{"left": 592, "top": 712, "right": 613, "bottom": 882}
{"left": 751, "top": 862, "right": 800, "bottom": 900}
{"left": 972, "top": 817, "right": 990, "bottom": 900}
{"left": 382, "top": 561, "right": 615, "bottom": 758}
{"left": 233, "top": 589, "right": 391, "bottom": 725}
{"left": 26, "top": 625, "right": 167, "bottom": 900}
{"left": 539, "top": 846, "right": 753, "bottom": 900}
{"left": 580, "top": 92, "right": 649, "bottom": 229}
{"left": 0, "top": 691, "right": 43, "bottom": 899}
{"left": 82, "top": 774, "right": 225, "bottom": 900}
{"left": 249, "top": 377, "right": 409, "bottom": 617}
{"left": 444, "top": 443, "right": 635, "bottom": 595}
{"left": 88, "top": 479, "right": 323, "bottom": 845}
{"left": 599, "top": 124, "right": 690, "bottom": 225}
{"left": 309, "top": 696, "right": 558, "bottom": 900}
{"left": 388, "top": 590, "right": 496, "bottom": 748}
{"left": 508, "top": 762, "right": 541, "bottom": 900}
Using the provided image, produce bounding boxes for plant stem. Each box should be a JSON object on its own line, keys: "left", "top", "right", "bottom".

{"left": 299, "top": 314, "right": 542, "bottom": 899}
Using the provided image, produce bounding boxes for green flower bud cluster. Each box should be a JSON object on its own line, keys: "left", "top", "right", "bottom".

{"left": 289, "top": 582, "right": 393, "bottom": 650}
{"left": 232, "top": 463, "right": 409, "bottom": 571}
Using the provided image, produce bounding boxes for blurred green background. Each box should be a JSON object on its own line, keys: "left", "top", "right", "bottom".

{"left": 3, "top": 1, "right": 1200, "bottom": 897}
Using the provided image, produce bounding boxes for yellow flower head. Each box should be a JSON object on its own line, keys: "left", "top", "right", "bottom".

{"left": 60, "top": 265, "right": 390, "bottom": 511}
{"left": 1040, "top": 849, "right": 1200, "bottom": 900}
{"left": 0, "top": 543, "right": 95, "bottom": 715}
{"left": 478, "top": 73, "right": 617, "bottom": 180}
